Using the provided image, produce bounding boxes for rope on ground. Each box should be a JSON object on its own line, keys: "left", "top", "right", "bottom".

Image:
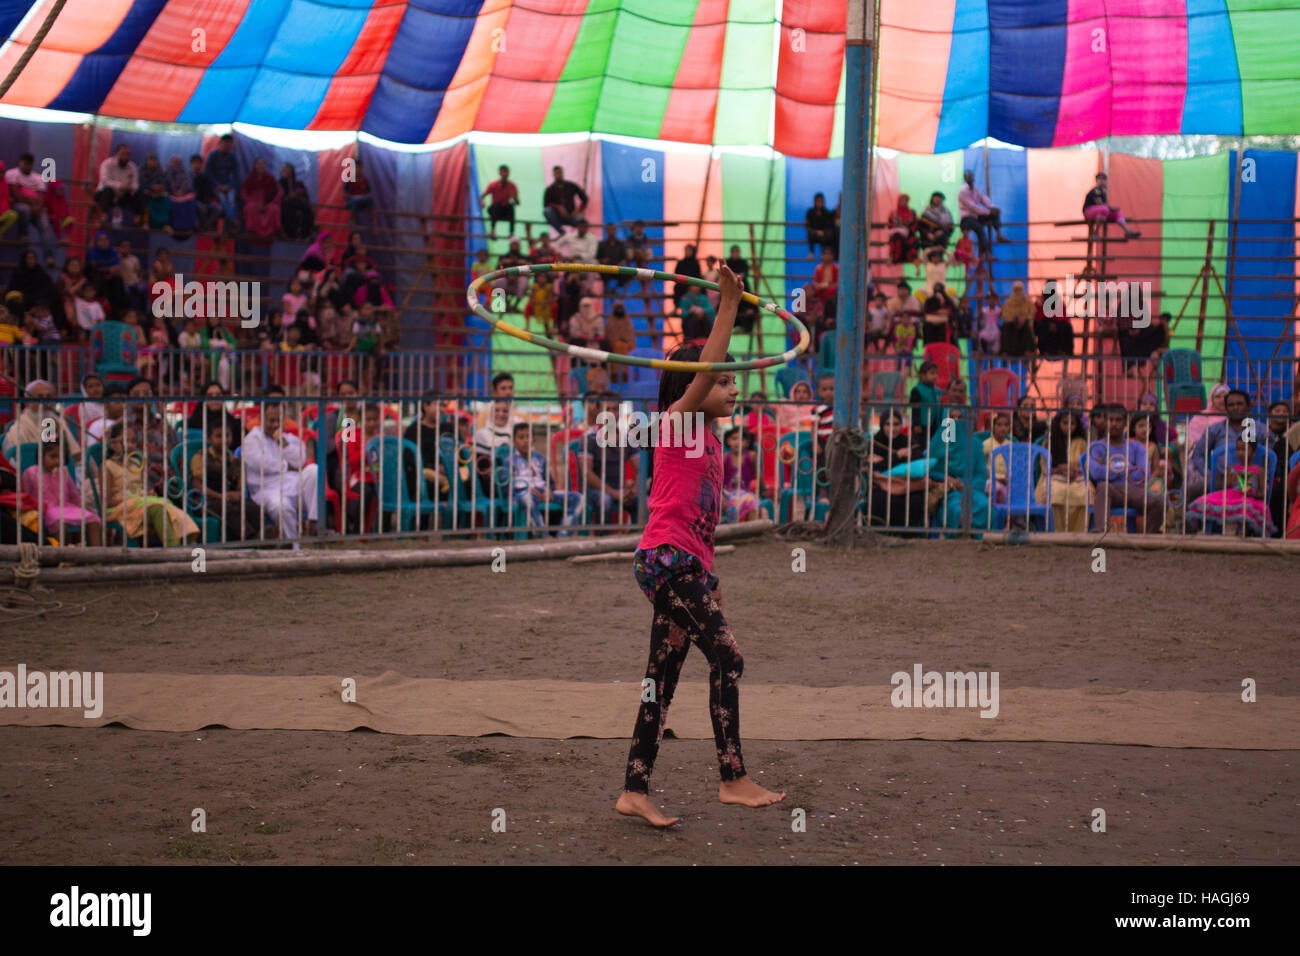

{"left": 0, "top": 587, "right": 113, "bottom": 625}
{"left": 10, "top": 542, "right": 41, "bottom": 588}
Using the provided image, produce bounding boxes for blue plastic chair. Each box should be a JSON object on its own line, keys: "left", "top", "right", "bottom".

{"left": 776, "top": 432, "right": 826, "bottom": 523}
{"left": 438, "top": 436, "right": 491, "bottom": 530}
{"left": 990, "top": 442, "right": 1053, "bottom": 531}
{"left": 1291, "top": 448, "right": 1300, "bottom": 471}
{"left": 82, "top": 442, "right": 142, "bottom": 547}
{"left": 817, "top": 335, "right": 836, "bottom": 374}
{"left": 570, "top": 365, "right": 589, "bottom": 396}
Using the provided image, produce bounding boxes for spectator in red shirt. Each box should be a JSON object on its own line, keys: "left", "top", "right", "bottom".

{"left": 480, "top": 165, "right": 519, "bottom": 239}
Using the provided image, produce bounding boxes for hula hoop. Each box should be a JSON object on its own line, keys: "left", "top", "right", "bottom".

{"left": 495, "top": 466, "right": 509, "bottom": 486}
{"left": 760, "top": 433, "right": 777, "bottom": 453}
{"left": 797, "top": 456, "right": 814, "bottom": 476}
{"left": 467, "top": 262, "right": 810, "bottom": 372}
{"left": 456, "top": 445, "right": 474, "bottom": 465}
{"left": 779, "top": 443, "right": 797, "bottom": 465}
{"left": 476, "top": 455, "right": 492, "bottom": 475}
{"left": 815, "top": 466, "right": 830, "bottom": 487}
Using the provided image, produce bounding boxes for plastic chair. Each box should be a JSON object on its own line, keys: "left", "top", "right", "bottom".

{"left": 89, "top": 321, "right": 139, "bottom": 384}
{"left": 1080, "top": 450, "right": 1136, "bottom": 532}
{"left": 570, "top": 365, "right": 589, "bottom": 397}
{"left": 1158, "top": 348, "right": 1206, "bottom": 416}
{"left": 1291, "top": 448, "right": 1300, "bottom": 471}
{"left": 774, "top": 366, "right": 804, "bottom": 399}
{"left": 439, "top": 436, "right": 492, "bottom": 530}
{"left": 923, "top": 342, "right": 962, "bottom": 391}
{"left": 818, "top": 335, "right": 836, "bottom": 375}
{"left": 977, "top": 368, "right": 1020, "bottom": 431}
{"left": 990, "top": 442, "right": 1053, "bottom": 531}
{"left": 365, "top": 436, "right": 447, "bottom": 532}
{"left": 777, "top": 432, "right": 826, "bottom": 523}
{"left": 168, "top": 435, "right": 205, "bottom": 502}
{"left": 82, "top": 442, "right": 141, "bottom": 546}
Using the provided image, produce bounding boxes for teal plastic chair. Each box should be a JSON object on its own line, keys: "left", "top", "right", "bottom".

{"left": 365, "top": 436, "right": 448, "bottom": 532}
{"left": 438, "top": 436, "right": 491, "bottom": 530}
{"left": 89, "top": 321, "right": 139, "bottom": 384}
{"left": 1157, "top": 349, "right": 1206, "bottom": 416}
{"left": 818, "top": 335, "right": 836, "bottom": 374}
{"left": 867, "top": 370, "right": 906, "bottom": 424}
{"left": 777, "top": 432, "right": 826, "bottom": 523}
{"left": 82, "top": 442, "right": 141, "bottom": 547}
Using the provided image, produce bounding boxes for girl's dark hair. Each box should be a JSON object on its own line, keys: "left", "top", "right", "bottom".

{"left": 1129, "top": 410, "right": 1155, "bottom": 437}
{"left": 1048, "top": 410, "right": 1083, "bottom": 463}
{"left": 657, "top": 344, "right": 733, "bottom": 413}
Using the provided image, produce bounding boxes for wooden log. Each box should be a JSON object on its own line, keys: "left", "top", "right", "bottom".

{"left": 567, "top": 544, "right": 736, "bottom": 564}
{"left": 982, "top": 531, "right": 1300, "bottom": 556}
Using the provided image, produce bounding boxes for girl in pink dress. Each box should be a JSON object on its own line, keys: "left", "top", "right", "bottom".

{"left": 21, "top": 441, "right": 102, "bottom": 545}
{"left": 616, "top": 265, "right": 785, "bottom": 829}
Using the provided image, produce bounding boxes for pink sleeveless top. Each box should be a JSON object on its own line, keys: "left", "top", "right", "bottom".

{"left": 638, "top": 417, "right": 723, "bottom": 570}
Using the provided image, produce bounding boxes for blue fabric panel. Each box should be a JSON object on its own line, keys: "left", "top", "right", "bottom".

{"left": 961, "top": 145, "right": 1027, "bottom": 302}
{"left": 601, "top": 142, "right": 665, "bottom": 347}
{"left": 935, "top": 0, "right": 990, "bottom": 153}
{"left": 46, "top": 0, "right": 170, "bottom": 113}
{"left": 986, "top": 0, "right": 1068, "bottom": 148}
{"left": 1182, "top": 0, "right": 1243, "bottom": 135}
{"left": 179, "top": 0, "right": 294, "bottom": 124}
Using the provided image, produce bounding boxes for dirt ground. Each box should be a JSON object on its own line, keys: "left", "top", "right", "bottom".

{"left": 1, "top": 537, "right": 1297, "bottom": 865}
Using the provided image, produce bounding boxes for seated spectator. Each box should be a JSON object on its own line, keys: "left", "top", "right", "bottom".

{"left": 9, "top": 249, "right": 57, "bottom": 318}
{"left": 672, "top": 244, "right": 702, "bottom": 304}
{"left": 923, "top": 245, "right": 955, "bottom": 297}
{"left": 69, "top": 374, "right": 105, "bottom": 431}
{"left": 867, "top": 291, "right": 891, "bottom": 349}
{"left": 493, "top": 239, "right": 529, "bottom": 308}
{"left": 1036, "top": 410, "right": 1088, "bottom": 532}
{"left": 278, "top": 163, "right": 314, "bottom": 240}
{"left": 21, "top": 438, "right": 101, "bottom": 545}
{"left": 999, "top": 282, "right": 1036, "bottom": 357}
{"left": 530, "top": 232, "right": 558, "bottom": 265}
{"left": 596, "top": 223, "right": 627, "bottom": 269}
{"left": 927, "top": 393, "right": 989, "bottom": 535}
{"left": 86, "top": 384, "right": 126, "bottom": 443}
{"left": 241, "top": 158, "right": 281, "bottom": 242}
{"left": 1185, "top": 388, "right": 1255, "bottom": 502}
{"left": 470, "top": 247, "right": 493, "bottom": 287}
{"left": 187, "top": 382, "right": 243, "bottom": 450}
{"left": 72, "top": 282, "right": 106, "bottom": 338}
{"left": 348, "top": 301, "right": 386, "bottom": 389}
{"left": 137, "top": 154, "right": 169, "bottom": 230}
{"left": 473, "top": 399, "right": 516, "bottom": 458}
{"left": 1186, "top": 437, "right": 1274, "bottom": 536}
{"left": 4, "top": 379, "right": 79, "bottom": 458}
{"left": 805, "top": 192, "right": 838, "bottom": 257}
{"left": 6, "top": 152, "right": 58, "bottom": 265}
{"left": 567, "top": 297, "right": 608, "bottom": 355}
{"left": 555, "top": 219, "right": 597, "bottom": 262}
{"left": 472, "top": 372, "right": 521, "bottom": 428}
{"left": 523, "top": 275, "right": 556, "bottom": 334}
{"left": 101, "top": 421, "right": 199, "bottom": 545}
{"left": 122, "top": 377, "right": 179, "bottom": 487}
{"left": 1086, "top": 404, "right": 1164, "bottom": 532}
{"left": 344, "top": 159, "right": 374, "bottom": 222}
{"left": 1135, "top": 393, "right": 1170, "bottom": 445}
{"left": 887, "top": 194, "right": 919, "bottom": 265}
{"left": 982, "top": 412, "right": 1012, "bottom": 505}
{"left": 403, "top": 395, "right": 451, "bottom": 501}
{"left": 1082, "top": 171, "right": 1140, "bottom": 239}
{"left": 508, "top": 421, "right": 582, "bottom": 535}
{"left": 84, "top": 231, "right": 123, "bottom": 308}
{"left": 812, "top": 373, "right": 835, "bottom": 457}
{"left": 1034, "top": 281, "right": 1075, "bottom": 357}
{"left": 975, "top": 292, "right": 1001, "bottom": 355}
{"left": 479, "top": 164, "right": 518, "bottom": 239}
{"left": 204, "top": 134, "right": 240, "bottom": 224}
{"left": 865, "top": 410, "right": 924, "bottom": 532}
{"left": 811, "top": 246, "right": 839, "bottom": 335}
{"left": 922, "top": 282, "right": 955, "bottom": 346}
{"left": 957, "top": 170, "right": 1006, "bottom": 252}
{"left": 604, "top": 303, "right": 636, "bottom": 370}
{"left": 1183, "top": 383, "right": 1229, "bottom": 457}
{"left": 189, "top": 154, "right": 220, "bottom": 233}
{"left": 541, "top": 165, "right": 587, "bottom": 236}
{"left": 190, "top": 419, "right": 265, "bottom": 542}
{"left": 722, "top": 426, "right": 762, "bottom": 523}
{"left": 916, "top": 191, "right": 954, "bottom": 251}
{"left": 1011, "top": 395, "right": 1046, "bottom": 444}
{"left": 199, "top": 313, "right": 237, "bottom": 391}
{"left": 162, "top": 155, "right": 197, "bottom": 237}
{"left": 117, "top": 239, "right": 146, "bottom": 314}
{"left": 581, "top": 392, "right": 637, "bottom": 524}
{"left": 241, "top": 401, "right": 319, "bottom": 539}
{"left": 94, "top": 144, "right": 145, "bottom": 228}
{"left": 779, "top": 380, "right": 816, "bottom": 432}
{"left": 282, "top": 276, "right": 309, "bottom": 318}
{"left": 627, "top": 220, "right": 652, "bottom": 267}
{"left": 678, "top": 284, "right": 714, "bottom": 325}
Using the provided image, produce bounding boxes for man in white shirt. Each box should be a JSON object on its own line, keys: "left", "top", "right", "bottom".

{"left": 94, "top": 144, "right": 143, "bottom": 226}
{"left": 5, "top": 153, "right": 57, "bottom": 263}
{"left": 555, "top": 220, "right": 598, "bottom": 262}
{"left": 957, "top": 169, "right": 1006, "bottom": 253}
{"left": 241, "top": 402, "right": 319, "bottom": 539}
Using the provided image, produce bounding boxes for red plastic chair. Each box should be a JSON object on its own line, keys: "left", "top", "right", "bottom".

{"left": 923, "top": 342, "right": 961, "bottom": 391}
{"left": 977, "top": 368, "right": 1020, "bottom": 431}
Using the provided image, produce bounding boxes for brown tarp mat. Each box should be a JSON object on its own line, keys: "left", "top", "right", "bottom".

{"left": 1, "top": 671, "right": 1295, "bottom": 749}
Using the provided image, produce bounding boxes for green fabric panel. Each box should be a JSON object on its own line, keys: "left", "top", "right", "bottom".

{"left": 828, "top": 57, "right": 846, "bottom": 160}
{"left": 715, "top": 0, "right": 776, "bottom": 146}
{"left": 721, "top": 153, "right": 786, "bottom": 396}
{"left": 541, "top": 0, "right": 621, "bottom": 133}
{"left": 896, "top": 150, "right": 968, "bottom": 297}
{"left": 1227, "top": 1, "right": 1300, "bottom": 134}
{"left": 592, "top": 1, "right": 697, "bottom": 136}
{"left": 490, "top": 331, "right": 559, "bottom": 402}
{"left": 472, "top": 144, "right": 545, "bottom": 258}
{"left": 1161, "top": 153, "right": 1231, "bottom": 383}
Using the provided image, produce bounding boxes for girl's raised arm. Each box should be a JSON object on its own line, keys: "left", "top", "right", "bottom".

{"left": 673, "top": 265, "right": 741, "bottom": 415}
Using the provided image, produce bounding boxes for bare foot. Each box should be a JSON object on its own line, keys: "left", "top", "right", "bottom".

{"left": 615, "top": 790, "right": 680, "bottom": 828}
{"left": 719, "top": 776, "right": 786, "bottom": 807}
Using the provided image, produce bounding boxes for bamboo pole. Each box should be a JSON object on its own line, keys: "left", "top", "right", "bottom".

{"left": 981, "top": 531, "right": 1300, "bottom": 555}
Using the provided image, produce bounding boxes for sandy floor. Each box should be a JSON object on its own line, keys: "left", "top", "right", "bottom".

{"left": 1, "top": 537, "right": 1297, "bottom": 864}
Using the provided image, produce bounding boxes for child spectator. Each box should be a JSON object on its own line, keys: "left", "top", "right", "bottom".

{"left": 1082, "top": 171, "right": 1140, "bottom": 239}
{"left": 722, "top": 427, "right": 761, "bottom": 523}
{"left": 887, "top": 194, "right": 919, "bottom": 264}
{"left": 1185, "top": 437, "right": 1274, "bottom": 536}
{"left": 811, "top": 246, "right": 839, "bottom": 335}
{"left": 73, "top": 282, "right": 106, "bottom": 338}
{"left": 21, "top": 439, "right": 102, "bottom": 545}
{"left": 282, "top": 276, "right": 309, "bottom": 317}
{"left": 1037, "top": 410, "right": 1088, "bottom": 532}
{"left": 86, "top": 384, "right": 126, "bottom": 443}
{"left": 975, "top": 292, "right": 1001, "bottom": 355}
{"left": 1086, "top": 404, "right": 1164, "bottom": 533}
{"left": 508, "top": 421, "right": 582, "bottom": 535}
{"left": 983, "top": 412, "right": 1012, "bottom": 504}
{"left": 813, "top": 373, "right": 835, "bottom": 456}
{"left": 867, "top": 291, "right": 890, "bottom": 350}
{"left": 190, "top": 421, "right": 264, "bottom": 542}
{"left": 102, "top": 421, "right": 199, "bottom": 545}
{"left": 348, "top": 302, "right": 385, "bottom": 389}
{"left": 344, "top": 159, "right": 374, "bottom": 221}
{"left": 117, "top": 240, "right": 146, "bottom": 313}
{"left": 909, "top": 360, "right": 943, "bottom": 449}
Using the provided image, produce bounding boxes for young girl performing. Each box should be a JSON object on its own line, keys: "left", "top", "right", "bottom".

{"left": 616, "top": 265, "right": 786, "bottom": 828}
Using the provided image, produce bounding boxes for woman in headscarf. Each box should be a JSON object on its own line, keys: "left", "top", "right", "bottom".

{"left": 139, "top": 154, "right": 171, "bottom": 230}
{"left": 999, "top": 281, "right": 1036, "bottom": 357}
{"left": 278, "top": 163, "right": 314, "bottom": 240}
{"left": 887, "top": 194, "right": 918, "bottom": 264}
{"left": 1136, "top": 393, "right": 1171, "bottom": 445}
{"left": 165, "top": 155, "right": 197, "bottom": 236}
{"left": 240, "top": 158, "right": 281, "bottom": 242}
{"left": 1183, "top": 382, "right": 1229, "bottom": 455}
{"left": 6, "top": 249, "right": 56, "bottom": 313}
{"left": 927, "top": 380, "right": 990, "bottom": 536}
{"left": 866, "top": 409, "right": 925, "bottom": 533}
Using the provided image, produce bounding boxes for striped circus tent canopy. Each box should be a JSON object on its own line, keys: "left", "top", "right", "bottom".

{"left": 0, "top": 1, "right": 1297, "bottom": 153}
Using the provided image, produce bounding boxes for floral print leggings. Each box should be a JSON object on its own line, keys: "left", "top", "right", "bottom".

{"left": 625, "top": 546, "right": 746, "bottom": 794}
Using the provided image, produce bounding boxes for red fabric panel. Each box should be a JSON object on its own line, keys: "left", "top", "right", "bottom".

{"left": 475, "top": 2, "right": 589, "bottom": 133}
{"left": 431, "top": 141, "right": 470, "bottom": 348}
{"left": 308, "top": 4, "right": 405, "bottom": 130}
{"left": 773, "top": 0, "right": 845, "bottom": 158}
{"left": 68, "top": 125, "right": 113, "bottom": 249}
{"left": 99, "top": 0, "right": 249, "bottom": 121}
{"left": 316, "top": 143, "right": 356, "bottom": 248}
{"left": 659, "top": 0, "right": 728, "bottom": 145}
{"left": 1107, "top": 153, "right": 1163, "bottom": 313}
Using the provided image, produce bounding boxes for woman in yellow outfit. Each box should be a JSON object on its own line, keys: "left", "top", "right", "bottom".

{"left": 101, "top": 422, "right": 199, "bottom": 546}
{"left": 1036, "top": 410, "right": 1089, "bottom": 533}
